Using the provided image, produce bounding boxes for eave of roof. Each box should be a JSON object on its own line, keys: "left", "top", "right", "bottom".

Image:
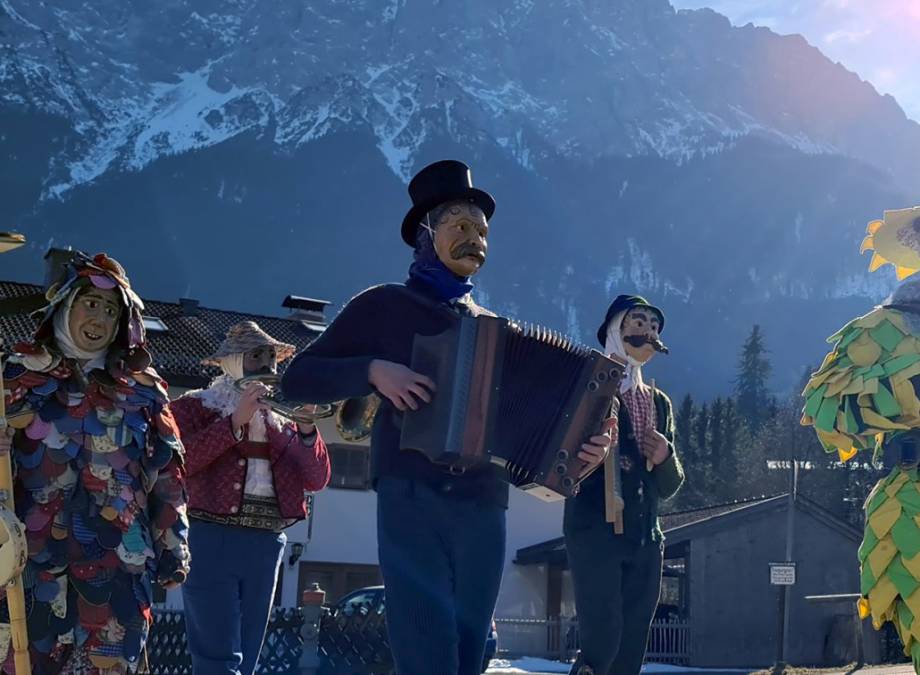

{"left": 513, "top": 493, "right": 861, "bottom": 565}
{"left": 0, "top": 280, "right": 325, "bottom": 385}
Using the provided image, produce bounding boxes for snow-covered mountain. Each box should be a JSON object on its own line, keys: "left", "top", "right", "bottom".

{"left": 1, "top": 0, "right": 917, "bottom": 397}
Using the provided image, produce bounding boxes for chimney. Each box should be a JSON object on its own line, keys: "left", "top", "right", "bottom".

{"left": 282, "top": 295, "right": 330, "bottom": 331}
{"left": 179, "top": 297, "right": 200, "bottom": 317}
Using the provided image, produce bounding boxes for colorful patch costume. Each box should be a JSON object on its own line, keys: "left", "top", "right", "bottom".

{"left": 0, "top": 253, "right": 189, "bottom": 674}
{"left": 802, "top": 207, "right": 920, "bottom": 671}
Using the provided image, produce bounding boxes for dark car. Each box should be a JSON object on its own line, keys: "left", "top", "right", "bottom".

{"left": 326, "top": 586, "right": 497, "bottom": 673}
{"left": 335, "top": 585, "right": 385, "bottom": 616}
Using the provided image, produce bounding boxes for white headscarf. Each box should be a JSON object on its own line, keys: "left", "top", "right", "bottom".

{"left": 52, "top": 289, "right": 109, "bottom": 369}
{"left": 604, "top": 309, "right": 645, "bottom": 394}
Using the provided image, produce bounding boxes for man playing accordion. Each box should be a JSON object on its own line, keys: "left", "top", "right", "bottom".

{"left": 282, "top": 159, "right": 614, "bottom": 675}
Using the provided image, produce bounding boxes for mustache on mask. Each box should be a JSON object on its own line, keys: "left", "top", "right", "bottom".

{"left": 451, "top": 243, "right": 485, "bottom": 261}
{"left": 623, "top": 334, "right": 670, "bottom": 355}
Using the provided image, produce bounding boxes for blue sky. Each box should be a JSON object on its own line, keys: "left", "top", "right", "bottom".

{"left": 671, "top": 0, "right": 920, "bottom": 122}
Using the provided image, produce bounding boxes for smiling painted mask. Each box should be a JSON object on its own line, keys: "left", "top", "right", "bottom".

{"left": 67, "top": 287, "right": 123, "bottom": 354}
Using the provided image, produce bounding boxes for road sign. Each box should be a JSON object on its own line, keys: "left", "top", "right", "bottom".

{"left": 770, "top": 562, "right": 796, "bottom": 586}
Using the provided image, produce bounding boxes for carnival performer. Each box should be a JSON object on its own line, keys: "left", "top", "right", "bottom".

{"left": 564, "top": 295, "right": 684, "bottom": 675}
{"left": 281, "top": 159, "right": 614, "bottom": 675}
{"left": 0, "top": 252, "right": 189, "bottom": 674}
{"left": 169, "top": 321, "right": 329, "bottom": 675}
{"left": 802, "top": 207, "right": 920, "bottom": 672}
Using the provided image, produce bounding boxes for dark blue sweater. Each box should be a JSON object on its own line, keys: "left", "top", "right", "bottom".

{"left": 281, "top": 279, "right": 510, "bottom": 508}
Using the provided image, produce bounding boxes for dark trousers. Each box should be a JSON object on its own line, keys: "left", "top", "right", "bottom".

{"left": 182, "top": 520, "right": 287, "bottom": 675}
{"left": 564, "top": 523, "right": 663, "bottom": 675}
{"left": 376, "top": 477, "right": 506, "bottom": 675}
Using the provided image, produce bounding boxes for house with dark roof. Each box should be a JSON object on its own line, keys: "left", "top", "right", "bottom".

{"left": 512, "top": 493, "right": 889, "bottom": 669}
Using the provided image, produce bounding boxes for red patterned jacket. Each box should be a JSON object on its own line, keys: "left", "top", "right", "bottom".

{"left": 169, "top": 396, "right": 330, "bottom": 519}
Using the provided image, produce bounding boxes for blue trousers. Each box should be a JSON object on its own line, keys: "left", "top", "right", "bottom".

{"left": 182, "top": 520, "right": 287, "bottom": 675}
{"left": 376, "top": 477, "right": 506, "bottom": 675}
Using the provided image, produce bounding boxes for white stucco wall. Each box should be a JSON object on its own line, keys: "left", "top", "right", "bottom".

{"left": 494, "top": 489, "right": 564, "bottom": 619}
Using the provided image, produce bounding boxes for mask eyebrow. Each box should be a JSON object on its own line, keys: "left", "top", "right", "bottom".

{"left": 78, "top": 291, "right": 122, "bottom": 316}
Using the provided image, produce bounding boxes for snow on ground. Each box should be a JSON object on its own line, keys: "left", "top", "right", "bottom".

{"left": 486, "top": 658, "right": 749, "bottom": 673}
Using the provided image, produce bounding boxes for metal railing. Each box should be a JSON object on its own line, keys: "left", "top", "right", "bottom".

{"left": 493, "top": 616, "right": 690, "bottom": 664}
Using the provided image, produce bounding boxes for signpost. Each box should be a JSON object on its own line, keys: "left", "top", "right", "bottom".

{"left": 770, "top": 562, "right": 797, "bottom": 586}
{"left": 767, "top": 459, "right": 799, "bottom": 675}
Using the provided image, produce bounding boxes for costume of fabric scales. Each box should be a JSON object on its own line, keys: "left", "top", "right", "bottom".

{"left": 0, "top": 356, "right": 188, "bottom": 674}
{"left": 802, "top": 208, "right": 920, "bottom": 673}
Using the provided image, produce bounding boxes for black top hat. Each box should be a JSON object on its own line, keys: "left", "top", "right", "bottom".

{"left": 400, "top": 160, "right": 496, "bottom": 246}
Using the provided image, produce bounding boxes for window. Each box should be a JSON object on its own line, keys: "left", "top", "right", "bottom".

{"left": 142, "top": 316, "right": 169, "bottom": 333}
{"left": 659, "top": 575, "right": 681, "bottom": 607}
{"left": 327, "top": 444, "right": 371, "bottom": 490}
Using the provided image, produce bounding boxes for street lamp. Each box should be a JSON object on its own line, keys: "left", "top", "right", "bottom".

{"left": 288, "top": 542, "right": 305, "bottom": 567}
{"left": 0, "top": 231, "right": 31, "bottom": 675}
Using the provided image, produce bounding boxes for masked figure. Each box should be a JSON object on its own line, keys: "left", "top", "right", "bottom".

{"left": 0, "top": 252, "right": 189, "bottom": 674}
{"left": 803, "top": 207, "right": 920, "bottom": 672}
{"left": 168, "top": 321, "right": 330, "bottom": 675}
{"left": 564, "top": 295, "right": 684, "bottom": 675}
{"left": 281, "top": 159, "right": 614, "bottom": 675}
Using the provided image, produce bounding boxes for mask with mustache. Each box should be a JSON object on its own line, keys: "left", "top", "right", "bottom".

{"left": 620, "top": 307, "right": 663, "bottom": 364}
{"left": 622, "top": 334, "right": 670, "bottom": 355}
{"left": 432, "top": 203, "right": 489, "bottom": 277}
{"left": 408, "top": 200, "right": 489, "bottom": 302}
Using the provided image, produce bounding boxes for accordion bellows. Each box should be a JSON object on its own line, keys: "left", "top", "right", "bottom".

{"left": 400, "top": 315, "right": 625, "bottom": 501}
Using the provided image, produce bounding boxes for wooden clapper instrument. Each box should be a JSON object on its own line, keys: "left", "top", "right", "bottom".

{"left": 0, "top": 231, "right": 32, "bottom": 675}
{"left": 604, "top": 397, "right": 625, "bottom": 534}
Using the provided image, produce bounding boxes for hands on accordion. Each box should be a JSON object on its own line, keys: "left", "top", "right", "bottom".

{"left": 400, "top": 315, "right": 626, "bottom": 500}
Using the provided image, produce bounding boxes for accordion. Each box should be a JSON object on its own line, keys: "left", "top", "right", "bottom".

{"left": 400, "top": 315, "right": 625, "bottom": 500}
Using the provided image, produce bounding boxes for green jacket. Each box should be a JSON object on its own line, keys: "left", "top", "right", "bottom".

{"left": 565, "top": 389, "right": 685, "bottom": 545}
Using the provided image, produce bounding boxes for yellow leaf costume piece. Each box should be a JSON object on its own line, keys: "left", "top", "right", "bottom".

{"left": 860, "top": 207, "right": 920, "bottom": 277}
